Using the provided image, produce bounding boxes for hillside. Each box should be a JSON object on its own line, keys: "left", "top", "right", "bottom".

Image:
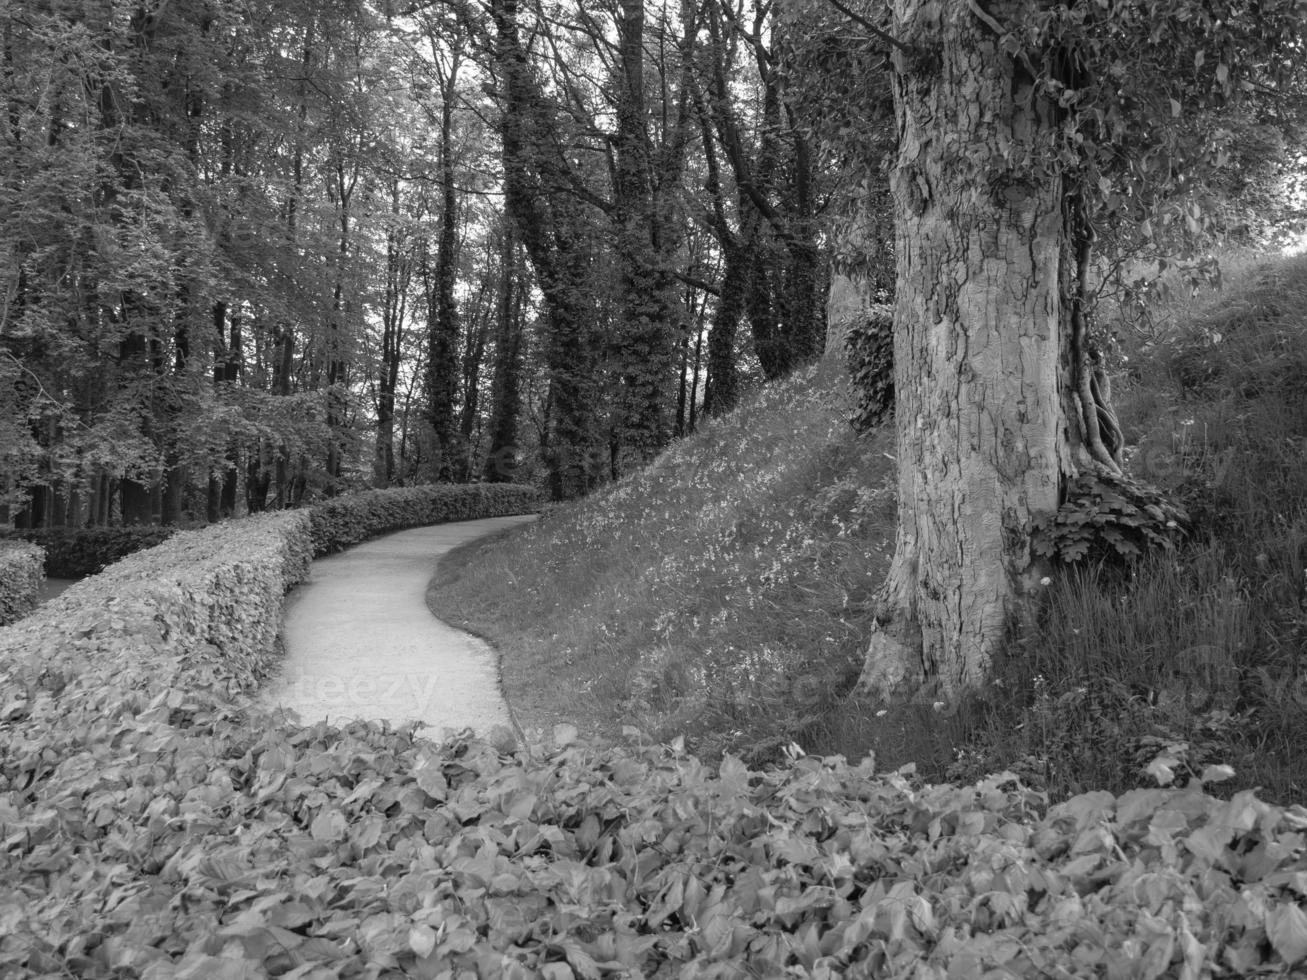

{"left": 429, "top": 356, "right": 897, "bottom": 763}
{"left": 434, "top": 252, "right": 1307, "bottom": 803}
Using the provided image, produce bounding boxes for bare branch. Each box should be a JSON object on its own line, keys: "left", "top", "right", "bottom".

{"left": 818, "top": 0, "right": 917, "bottom": 56}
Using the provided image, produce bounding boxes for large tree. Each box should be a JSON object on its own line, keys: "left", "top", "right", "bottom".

{"left": 857, "top": 0, "right": 1306, "bottom": 696}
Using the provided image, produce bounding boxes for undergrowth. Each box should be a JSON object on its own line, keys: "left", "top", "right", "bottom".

{"left": 429, "top": 357, "right": 895, "bottom": 764}
{"left": 810, "top": 251, "right": 1307, "bottom": 804}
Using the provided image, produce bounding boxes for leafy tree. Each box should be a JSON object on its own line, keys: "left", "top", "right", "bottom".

{"left": 843, "top": 0, "right": 1307, "bottom": 695}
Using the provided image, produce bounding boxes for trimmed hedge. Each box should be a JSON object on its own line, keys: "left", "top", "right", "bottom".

{"left": 0, "top": 483, "right": 539, "bottom": 580}
{"left": 0, "top": 525, "right": 181, "bottom": 578}
{"left": 0, "top": 539, "right": 43, "bottom": 626}
{"left": 0, "top": 511, "right": 313, "bottom": 698}
{"left": 0, "top": 483, "right": 540, "bottom": 694}
{"left": 0, "top": 483, "right": 540, "bottom": 698}
{"left": 310, "top": 483, "right": 541, "bottom": 556}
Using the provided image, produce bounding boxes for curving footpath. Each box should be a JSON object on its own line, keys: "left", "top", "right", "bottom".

{"left": 260, "top": 514, "right": 537, "bottom": 741}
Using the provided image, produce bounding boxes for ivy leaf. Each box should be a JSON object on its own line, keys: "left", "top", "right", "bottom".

{"left": 408, "top": 924, "right": 436, "bottom": 959}
{"left": 310, "top": 810, "right": 347, "bottom": 842}
{"left": 1201, "top": 764, "right": 1236, "bottom": 784}
{"left": 561, "top": 939, "right": 602, "bottom": 980}
{"left": 1146, "top": 756, "right": 1176, "bottom": 787}
{"left": 413, "top": 761, "right": 447, "bottom": 797}
{"left": 1267, "top": 904, "right": 1307, "bottom": 965}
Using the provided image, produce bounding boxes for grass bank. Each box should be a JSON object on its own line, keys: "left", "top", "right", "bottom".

{"left": 845, "top": 250, "right": 1307, "bottom": 803}
{"left": 429, "top": 356, "right": 895, "bottom": 763}
{"left": 432, "top": 252, "right": 1307, "bottom": 802}
{"left": 957, "top": 250, "right": 1307, "bottom": 803}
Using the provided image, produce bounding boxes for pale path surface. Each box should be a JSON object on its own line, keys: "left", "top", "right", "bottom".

{"left": 260, "top": 515, "right": 537, "bottom": 738}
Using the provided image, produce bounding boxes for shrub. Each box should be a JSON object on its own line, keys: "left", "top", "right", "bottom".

{"left": 1032, "top": 469, "right": 1189, "bottom": 567}
{"left": 0, "top": 511, "right": 312, "bottom": 699}
{"left": 0, "top": 525, "right": 181, "bottom": 577}
{"left": 309, "top": 483, "right": 541, "bottom": 556}
{"left": 845, "top": 304, "right": 895, "bottom": 432}
{"left": 0, "top": 540, "right": 43, "bottom": 626}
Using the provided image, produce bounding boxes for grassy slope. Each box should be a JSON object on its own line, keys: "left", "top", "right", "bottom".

{"left": 429, "top": 356, "right": 896, "bottom": 762}
{"left": 943, "top": 251, "right": 1307, "bottom": 803}
{"left": 433, "top": 251, "right": 1307, "bottom": 801}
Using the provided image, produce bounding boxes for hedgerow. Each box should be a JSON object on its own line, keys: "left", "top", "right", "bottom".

{"left": 311, "top": 483, "right": 542, "bottom": 555}
{"left": 0, "top": 539, "right": 42, "bottom": 626}
{"left": 0, "top": 511, "right": 313, "bottom": 698}
{"left": 0, "top": 484, "right": 542, "bottom": 691}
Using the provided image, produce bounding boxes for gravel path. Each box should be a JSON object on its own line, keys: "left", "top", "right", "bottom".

{"left": 259, "top": 515, "right": 536, "bottom": 741}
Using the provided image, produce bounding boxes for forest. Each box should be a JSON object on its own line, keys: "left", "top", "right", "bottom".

{"left": 0, "top": 0, "right": 899, "bottom": 526}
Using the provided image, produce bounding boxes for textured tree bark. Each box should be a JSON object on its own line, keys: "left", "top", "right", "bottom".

{"left": 703, "top": 240, "right": 746, "bottom": 417}
{"left": 608, "top": 0, "right": 694, "bottom": 464}
{"left": 492, "top": 0, "right": 601, "bottom": 500}
{"left": 860, "top": 0, "right": 1070, "bottom": 696}
{"left": 426, "top": 51, "right": 462, "bottom": 485}
{"left": 374, "top": 183, "right": 408, "bottom": 489}
{"left": 484, "top": 223, "right": 524, "bottom": 482}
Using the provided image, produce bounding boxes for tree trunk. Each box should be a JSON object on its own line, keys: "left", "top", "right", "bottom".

{"left": 324, "top": 152, "right": 356, "bottom": 492}
{"left": 609, "top": 0, "right": 684, "bottom": 464}
{"left": 688, "top": 318, "right": 704, "bottom": 433}
{"left": 271, "top": 322, "right": 294, "bottom": 508}
{"left": 860, "top": 2, "right": 1088, "bottom": 696}
{"left": 703, "top": 241, "right": 746, "bottom": 417}
{"left": 426, "top": 60, "right": 462, "bottom": 485}
{"left": 375, "top": 181, "right": 410, "bottom": 488}
{"left": 484, "top": 224, "right": 525, "bottom": 483}
{"left": 457, "top": 286, "right": 490, "bottom": 481}
{"left": 492, "top": 0, "right": 601, "bottom": 500}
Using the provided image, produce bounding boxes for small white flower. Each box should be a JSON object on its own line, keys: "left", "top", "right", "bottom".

{"left": 1040, "top": 576, "right": 1051, "bottom": 587}
{"left": 875, "top": 709, "right": 888, "bottom": 718}
{"left": 932, "top": 701, "right": 946, "bottom": 713}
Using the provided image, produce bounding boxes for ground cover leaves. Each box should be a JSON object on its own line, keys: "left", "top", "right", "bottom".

{"left": 5, "top": 679, "right": 1307, "bottom": 978}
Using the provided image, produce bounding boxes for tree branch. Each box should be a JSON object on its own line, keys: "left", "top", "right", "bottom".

{"left": 819, "top": 0, "right": 917, "bottom": 56}
{"left": 673, "top": 269, "right": 722, "bottom": 297}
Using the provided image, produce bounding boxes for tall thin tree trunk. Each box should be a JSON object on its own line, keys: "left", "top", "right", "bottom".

{"left": 325, "top": 153, "right": 356, "bottom": 491}
{"left": 704, "top": 242, "right": 746, "bottom": 417}
{"left": 458, "top": 286, "right": 491, "bottom": 480}
{"left": 484, "top": 225, "right": 525, "bottom": 482}
{"left": 375, "top": 182, "right": 408, "bottom": 488}
{"left": 688, "top": 318, "right": 704, "bottom": 433}
{"left": 492, "top": 0, "right": 600, "bottom": 500}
